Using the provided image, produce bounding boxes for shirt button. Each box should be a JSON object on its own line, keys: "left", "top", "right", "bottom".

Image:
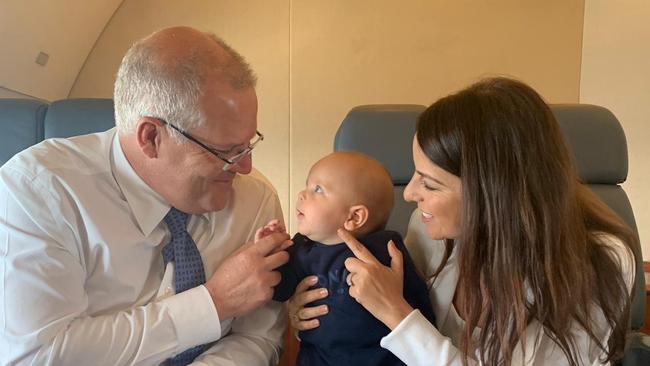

{"left": 165, "top": 286, "right": 173, "bottom": 295}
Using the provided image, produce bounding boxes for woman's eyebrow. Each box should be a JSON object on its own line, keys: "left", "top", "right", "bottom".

{"left": 416, "top": 169, "right": 446, "bottom": 186}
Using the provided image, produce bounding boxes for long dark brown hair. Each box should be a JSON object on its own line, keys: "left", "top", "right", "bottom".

{"left": 417, "top": 77, "right": 636, "bottom": 365}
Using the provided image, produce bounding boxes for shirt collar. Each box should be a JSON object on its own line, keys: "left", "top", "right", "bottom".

{"left": 111, "top": 131, "right": 169, "bottom": 236}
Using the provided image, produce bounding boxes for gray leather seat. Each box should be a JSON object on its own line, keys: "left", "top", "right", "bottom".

{"left": 43, "top": 98, "right": 115, "bottom": 139}
{"left": 334, "top": 103, "right": 649, "bottom": 365}
{"left": 0, "top": 98, "right": 115, "bottom": 167}
{"left": 553, "top": 104, "right": 649, "bottom": 365}
{"left": 0, "top": 99, "right": 48, "bottom": 166}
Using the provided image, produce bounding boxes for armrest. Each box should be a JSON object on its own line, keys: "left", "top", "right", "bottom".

{"left": 621, "top": 332, "right": 650, "bottom": 366}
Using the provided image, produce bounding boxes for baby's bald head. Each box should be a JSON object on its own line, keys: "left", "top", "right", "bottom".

{"left": 313, "top": 151, "right": 394, "bottom": 234}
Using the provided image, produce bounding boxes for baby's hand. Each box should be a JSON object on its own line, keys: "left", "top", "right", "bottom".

{"left": 255, "top": 219, "right": 286, "bottom": 242}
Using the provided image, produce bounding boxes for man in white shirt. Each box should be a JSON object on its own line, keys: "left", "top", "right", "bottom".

{"left": 0, "top": 26, "right": 290, "bottom": 365}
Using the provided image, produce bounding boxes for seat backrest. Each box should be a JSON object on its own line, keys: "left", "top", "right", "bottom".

{"left": 0, "top": 99, "right": 48, "bottom": 166}
{"left": 43, "top": 98, "right": 115, "bottom": 139}
{"left": 0, "top": 98, "right": 115, "bottom": 167}
{"left": 335, "top": 103, "right": 645, "bottom": 329}
{"left": 552, "top": 104, "right": 645, "bottom": 330}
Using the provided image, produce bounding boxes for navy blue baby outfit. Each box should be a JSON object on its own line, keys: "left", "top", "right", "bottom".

{"left": 273, "top": 231, "right": 436, "bottom": 366}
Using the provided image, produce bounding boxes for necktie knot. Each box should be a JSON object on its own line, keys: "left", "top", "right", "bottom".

{"left": 164, "top": 207, "right": 189, "bottom": 236}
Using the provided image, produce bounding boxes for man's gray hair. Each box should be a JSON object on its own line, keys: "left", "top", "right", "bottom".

{"left": 114, "top": 32, "right": 257, "bottom": 136}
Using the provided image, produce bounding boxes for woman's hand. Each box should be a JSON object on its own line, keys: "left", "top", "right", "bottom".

{"left": 287, "top": 276, "right": 329, "bottom": 330}
{"left": 339, "top": 228, "right": 414, "bottom": 330}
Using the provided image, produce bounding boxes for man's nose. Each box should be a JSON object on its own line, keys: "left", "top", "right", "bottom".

{"left": 228, "top": 154, "right": 252, "bottom": 174}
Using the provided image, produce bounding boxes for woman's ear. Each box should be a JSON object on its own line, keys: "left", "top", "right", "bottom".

{"left": 343, "top": 205, "right": 369, "bottom": 232}
{"left": 136, "top": 118, "right": 162, "bottom": 158}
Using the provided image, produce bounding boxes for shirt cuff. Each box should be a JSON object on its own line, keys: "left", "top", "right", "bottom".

{"left": 162, "top": 285, "right": 222, "bottom": 351}
{"left": 381, "top": 309, "right": 458, "bottom": 365}
{"left": 380, "top": 308, "right": 422, "bottom": 347}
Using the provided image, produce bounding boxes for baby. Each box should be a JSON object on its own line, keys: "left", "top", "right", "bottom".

{"left": 257, "top": 151, "right": 435, "bottom": 366}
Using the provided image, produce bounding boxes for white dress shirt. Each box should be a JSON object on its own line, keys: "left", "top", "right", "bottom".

{"left": 380, "top": 209, "right": 635, "bottom": 365}
{"left": 0, "top": 128, "right": 286, "bottom": 365}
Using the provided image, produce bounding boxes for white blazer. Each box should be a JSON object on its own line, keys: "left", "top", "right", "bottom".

{"left": 380, "top": 209, "right": 635, "bottom": 366}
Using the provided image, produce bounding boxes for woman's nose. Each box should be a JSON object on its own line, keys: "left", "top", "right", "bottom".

{"left": 298, "top": 190, "right": 306, "bottom": 200}
{"left": 403, "top": 175, "right": 418, "bottom": 202}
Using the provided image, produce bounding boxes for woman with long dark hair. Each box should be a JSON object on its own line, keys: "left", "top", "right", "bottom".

{"left": 289, "top": 77, "right": 636, "bottom": 365}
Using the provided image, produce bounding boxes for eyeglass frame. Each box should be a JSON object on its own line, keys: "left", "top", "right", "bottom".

{"left": 156, "top": 118, "right": 264, "bottom": 171}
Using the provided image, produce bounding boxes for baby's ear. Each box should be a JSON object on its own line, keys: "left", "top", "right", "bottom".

{"left": 344, "top": 205, "right": 369, "bottom": 232}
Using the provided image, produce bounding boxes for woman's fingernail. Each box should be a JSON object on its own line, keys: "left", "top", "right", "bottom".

{"left": 309, "top": 276, "right": 318, "bottom": 284}
{"left": 320, "top": 289, "right": 328, "bottom": 296}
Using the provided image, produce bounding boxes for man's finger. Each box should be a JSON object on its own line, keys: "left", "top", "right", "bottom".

{"left": 254, "top": 232, "right": 291, "bottom": 256}
{"left": 338, "top": 228, "right": 379, "bottom": 264}
{"left": 268, "top": 271, "right": 282, "bottom": 287}
{"left": 279, "top": 239, "right": 293, "bottom": 251}
{"left": 254, "top": 226, "right": 266, "bottom": 241}
{"left": 267, "top": 239, "right": 293, "bottom": 255}
{"left": 387, "top": 240, "right": 404, "bottom": 276}
{"left": 264, "top": 250, "right": 290, "bottom": 270}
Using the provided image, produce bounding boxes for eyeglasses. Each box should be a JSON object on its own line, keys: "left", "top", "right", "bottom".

{"left": 157, "top": 118, "right": 264, "bottom": 171}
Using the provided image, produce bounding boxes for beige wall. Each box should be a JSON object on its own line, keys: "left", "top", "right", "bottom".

{"left": 288, "top": 0, "right": 584, "bottom": 231}
{"left": 0, "top": 0, "right": 122, "bottom": 101}
{"left": 581, "top": 0, "right": 650, "bottom": 259}
{"left": 71, "top": 0, "right": 585, "bottom": 231}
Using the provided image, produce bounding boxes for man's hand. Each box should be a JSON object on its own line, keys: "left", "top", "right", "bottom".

{"left": 205, "top": 231, "right": 292, "bottom": 319}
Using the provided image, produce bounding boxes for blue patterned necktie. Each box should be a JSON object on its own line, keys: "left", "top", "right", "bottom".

{"left": 162, "top": 207, "right": 207, "bottom": 366}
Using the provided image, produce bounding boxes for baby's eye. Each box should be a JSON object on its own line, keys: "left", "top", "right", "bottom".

{"left": 314, "top": 185, "right": 324, "bottom": 193}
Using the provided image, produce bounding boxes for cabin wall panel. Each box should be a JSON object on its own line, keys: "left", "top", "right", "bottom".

{"left": 581, "top": 0, "right": 650, "bottom": 258}
{"left": 72, "top": 1, "right": 584, "bottom": 232}
{"left": 0, "top": 0, "right": 123, "bottom": 101}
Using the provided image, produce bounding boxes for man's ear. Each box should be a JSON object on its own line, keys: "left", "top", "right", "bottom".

{"left": 136, "top": 118, "right": 162, "bottom": 158}
{"left": 343, "top": 204, "right": 369, "bottom": 232}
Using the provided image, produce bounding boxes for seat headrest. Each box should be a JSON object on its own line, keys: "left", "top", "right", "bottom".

{"left": 44, "top": 98, "right": 115, "bottom": 139}
{"left": 0, "top": 99, "right": 48, "bottom": 166}
{"left": 334, "top": 104, "right": 425, "bottom": 184}
{"left": 551, "top": 104, "right": 627, "bottom": 185}
{"left": 335, "top": 103, "right": 628, "bottom": 186}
